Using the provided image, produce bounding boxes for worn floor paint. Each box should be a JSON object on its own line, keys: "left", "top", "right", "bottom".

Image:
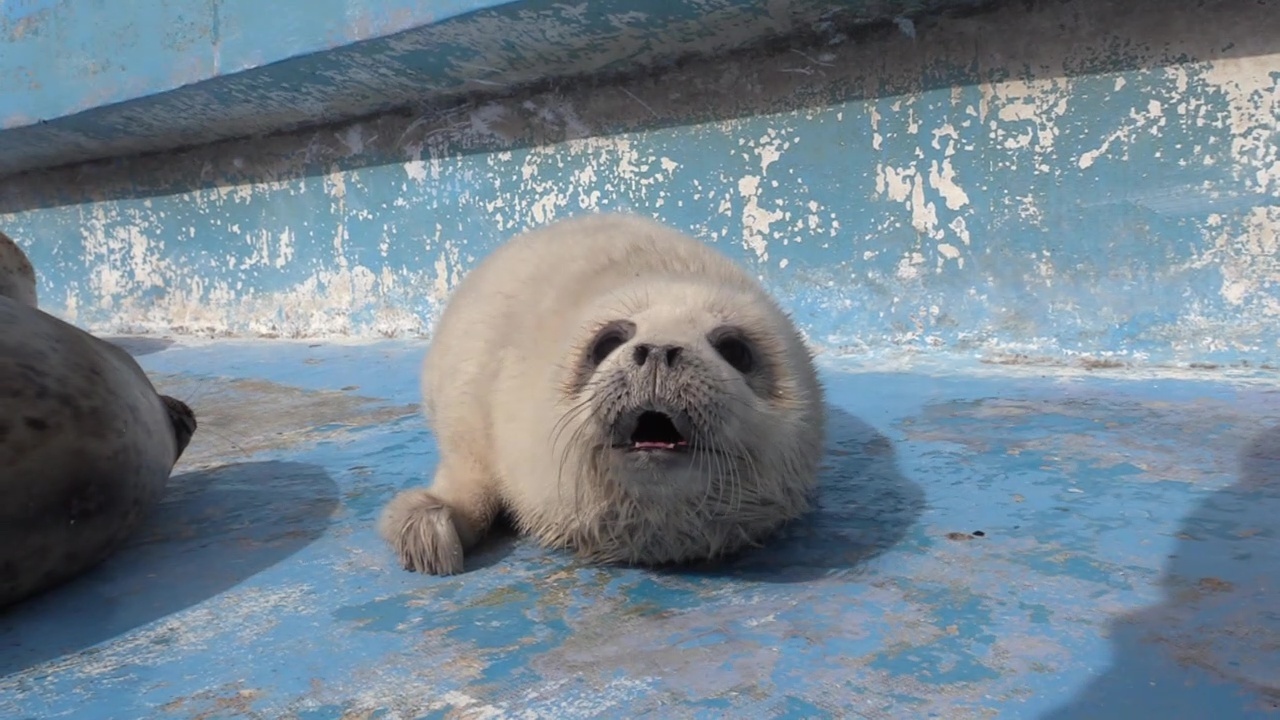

{"left": 1, "top": 0, "right": 1277, "bottom": 366}
{"left": 0, "top": 338, "right": 1277, "bottom": 718}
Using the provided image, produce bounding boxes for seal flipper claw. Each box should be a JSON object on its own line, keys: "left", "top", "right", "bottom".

{"left": 378, "top": 488, "right": 466, "bottom": 575}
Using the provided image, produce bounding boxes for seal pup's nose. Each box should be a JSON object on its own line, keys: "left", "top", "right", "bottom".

{"left": 633, "top": 343, "right": 683, "bottom": 368}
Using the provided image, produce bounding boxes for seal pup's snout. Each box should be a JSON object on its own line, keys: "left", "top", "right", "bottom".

{"left": 632, "top": 343, "right": 683, "bottom": 368}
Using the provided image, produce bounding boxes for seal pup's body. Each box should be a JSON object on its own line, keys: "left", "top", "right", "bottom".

{"left": 381, "top": 213, "right": 825, "bottom": 575}
{"left": 0, "top": 231, "right": 196, "bottom": 608}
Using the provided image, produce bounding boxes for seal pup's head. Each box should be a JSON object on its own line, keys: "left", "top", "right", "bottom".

{"left": 0, "top": 230, "right": 38, "bottom": 308}
{"left": 549, "top": 272, "right": 826, "bottom": 566}
{"left": 159, "top": 395, "right": 198, "bottom": 462}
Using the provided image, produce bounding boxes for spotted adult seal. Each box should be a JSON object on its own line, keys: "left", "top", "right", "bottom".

{"left": 0, "top": 231, "right": 197, "bottom": 609}
{"left": 380, "top": 213, "right": 826, "bottom": 575}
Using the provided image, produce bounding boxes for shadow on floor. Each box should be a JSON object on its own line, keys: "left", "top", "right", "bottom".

{"left": 1042, "top": 424, "right": 1280, "bottom": 718}
{"left": 0, "top": 460, "right": 339, "bottom": 678}
{"left": 672, "top": 404, "right": 925, "bottom": 583}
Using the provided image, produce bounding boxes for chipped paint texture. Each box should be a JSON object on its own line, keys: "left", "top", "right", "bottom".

{"left": 0, "top": 0, "right": 996, "bottom": 175}
{"left": 0, "top": 0, "right": 1278, "bottom": 368}
{"left": 0, "top": 0, "right": 554, "bottom": 128}
{"left": 2, "top": 339, "right": 1278, "bottom": 717}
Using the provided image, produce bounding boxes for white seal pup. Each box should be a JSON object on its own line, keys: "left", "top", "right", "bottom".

{"left": 380, "top": 213, "right": 826, "bottom": 575}
{"left": 0, "top": 231, "right": 197, "bottom": 608}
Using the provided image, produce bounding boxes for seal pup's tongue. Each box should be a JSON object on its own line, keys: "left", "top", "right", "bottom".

{"left": 630, "top": 410, "right": 688, "bottom": 451}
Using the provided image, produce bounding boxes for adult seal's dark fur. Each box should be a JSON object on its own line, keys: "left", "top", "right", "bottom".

{"left": 0, "top": 232, "right": 197, "bottom": 609}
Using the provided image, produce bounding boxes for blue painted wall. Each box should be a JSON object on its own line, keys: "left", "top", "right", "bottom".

{"left": 0, "top": 0, "right": 994, "bottom": 175}
{"left": 0, "top": 0, "right": 498, "bottom": 128}
{"left": 0, "top": 0, "right": 1277, "bottom": 368}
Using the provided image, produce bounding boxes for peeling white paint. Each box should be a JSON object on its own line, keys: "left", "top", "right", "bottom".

{"left": 3, "top": 0, "right": 1278, "bottom": 361}
{"left": 982, "top": 78, "right": 1070, "bottom": 173}
{"left": 928, "top": 158, "right": 970, "bottom": 211}
{"left": 1077, "top": 97, "right": 1168, "bottom": 169}
{"left": 736, "top": 174, "right": 780, "bottom": 260}
{"left": 1175, "top": 51, "right": 1280, "bottom": 312}
{"left": 752, "top": 128, "right": 787, "bottom": 176}
{"left": 1210, "top": 206, "right": 1280, "bottom": 308}
{"left": 404, "top": 158, "right": 428, "bottom": 183}
{"left": 869, "top": 104, "right": 883, "bottom": 151}
{"left": 895, "top": 252, "right": 926, "bottom": 280}
{"left": 949, "top": 216, "right": 971, "bottom": 246}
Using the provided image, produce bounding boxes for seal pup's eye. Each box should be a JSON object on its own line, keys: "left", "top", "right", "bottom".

{"left": 711, "top": 330, "right": 754, "bottom": 374}
{"left": 589, "top": 321, "right": 635, "bottom": 366}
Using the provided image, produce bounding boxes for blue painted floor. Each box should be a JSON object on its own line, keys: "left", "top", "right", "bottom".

{"left": 1, "top": 339, "right": 1278, "bottom": 719}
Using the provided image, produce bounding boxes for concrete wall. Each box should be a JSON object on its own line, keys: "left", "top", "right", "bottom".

{"left": 0, "top": 0, "right": 991, "bottom": 175}
{"left": 0, "top": 0, "right": 1277, "bottom": 367}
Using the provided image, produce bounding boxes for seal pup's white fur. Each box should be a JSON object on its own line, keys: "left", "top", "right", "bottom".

{"left": 380, "top": 213, "right": 825, "bottom": 575}
{"left": 0, "top": 231, "right": 197, "bottom": 608}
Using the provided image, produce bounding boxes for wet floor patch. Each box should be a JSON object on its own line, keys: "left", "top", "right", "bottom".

{"left": 150, "top": 371, "right": 419, "bottom": 470}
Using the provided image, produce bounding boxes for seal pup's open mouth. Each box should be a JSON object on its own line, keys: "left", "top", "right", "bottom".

{"left": 629, "top": 410, "right": 689, "bottom": 452}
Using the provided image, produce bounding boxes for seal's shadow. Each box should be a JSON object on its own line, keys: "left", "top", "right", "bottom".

{"left": 0, "top": 460, "right": 339, "bottom": 678}
{"left": 462, "top": 511, "right": 522, "bottom": 572}
{"left": 1041, "top": 423, "right": 1280, "bottom": 718}
{"left": 674, "top": 404, "right": 925, "bottom": 583}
